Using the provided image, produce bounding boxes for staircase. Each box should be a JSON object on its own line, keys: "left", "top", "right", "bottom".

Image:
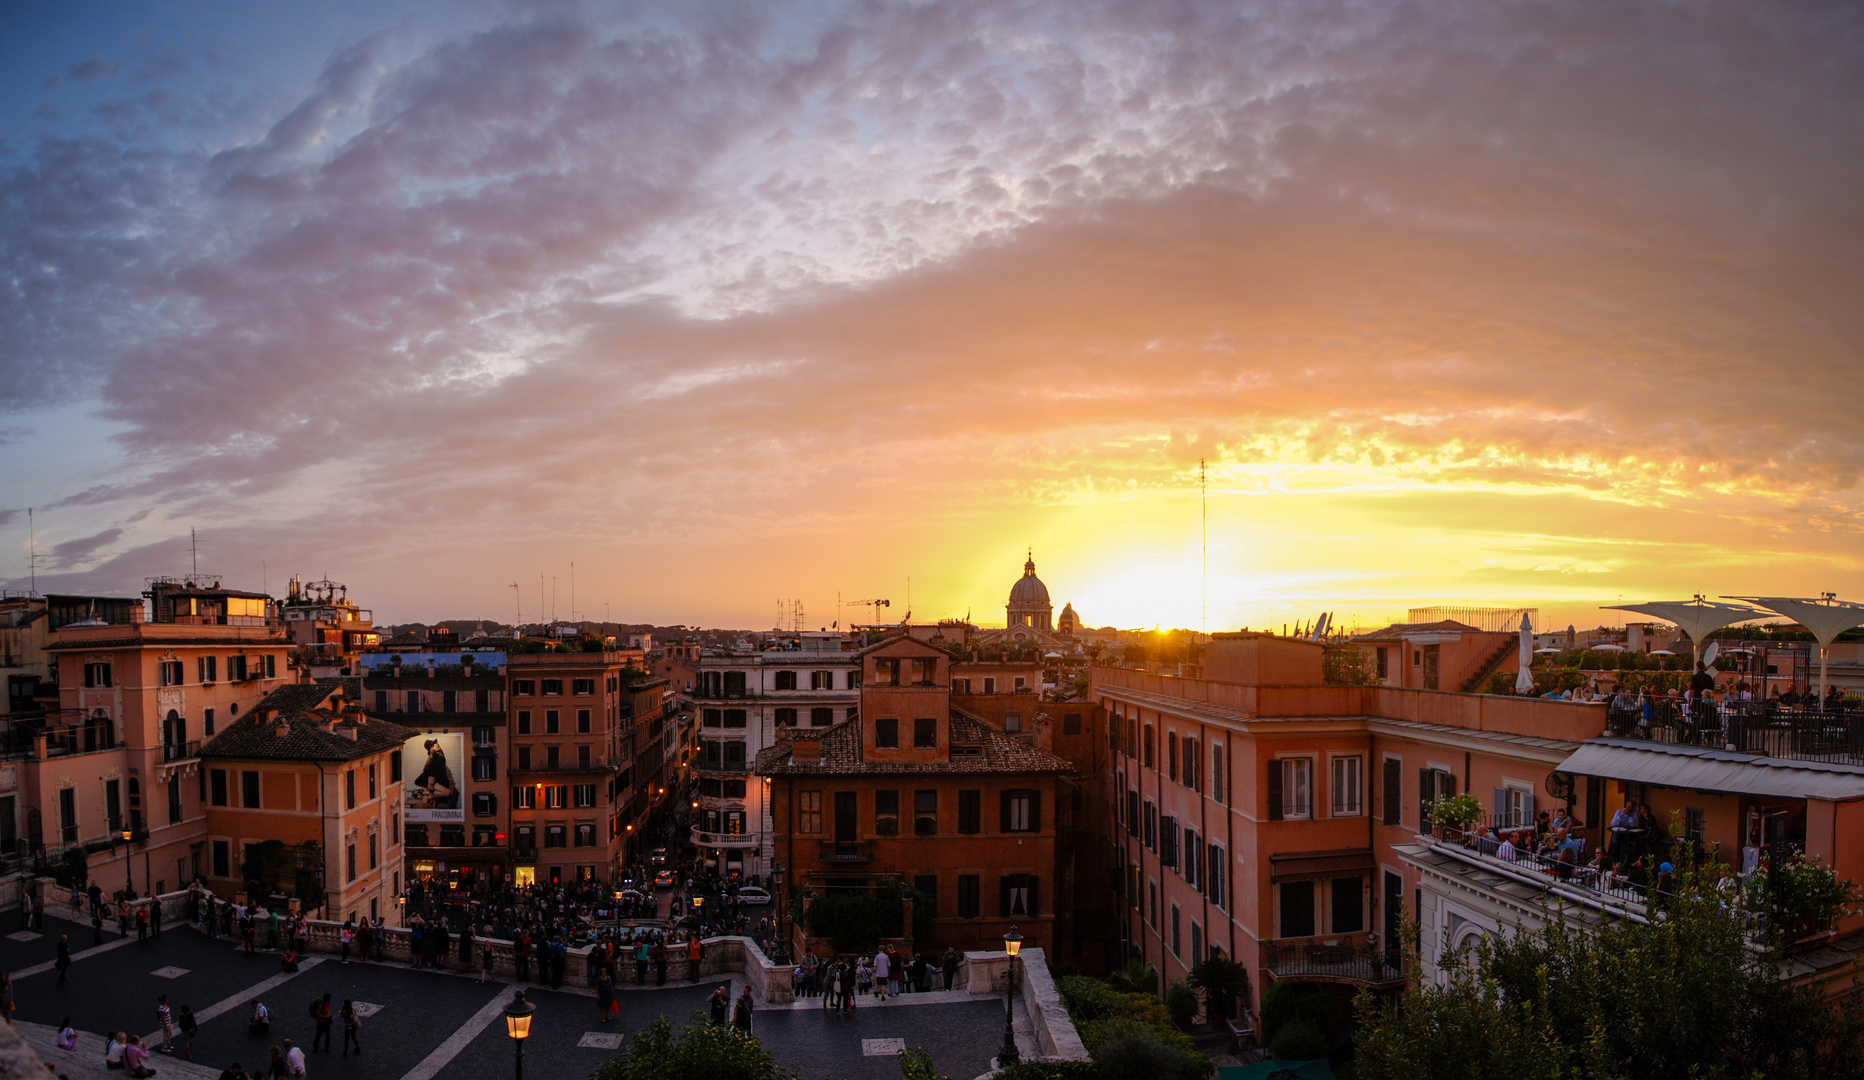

{"left": 1457, "top": 635, "right": 1519, "bottom": 693}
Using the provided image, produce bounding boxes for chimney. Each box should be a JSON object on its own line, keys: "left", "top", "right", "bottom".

{"left": 274, "top": 722, "right": 290, "bottom": 738}
{"left": 788, "top": 728, "right": 825, "bottom": 763}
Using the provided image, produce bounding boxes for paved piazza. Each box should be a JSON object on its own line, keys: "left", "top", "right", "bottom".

{"left": 2, "top": 911, "right": 1020, "bottom": 1080}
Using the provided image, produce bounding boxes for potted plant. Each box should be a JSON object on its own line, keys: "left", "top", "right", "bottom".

{"left": 1429, "top": 793, "right": 1485, "bottom": 839}
{"left": 1766, "top": 853, "right": 1859, "bottom": 949}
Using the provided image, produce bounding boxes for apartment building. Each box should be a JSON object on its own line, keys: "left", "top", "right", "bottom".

{"left": 35, "top": 588, "right": 291, "bottom": 896}
{"left": 278, "top": 576, "right": 378, "bottom": 678}
{"left": 199, "top": 682, "right": 408, "bottom": 921}
{"left": 506, "top": 651, "right": 639, "bottom": 887}
{"left": 692, "top": 632, "right": 858, "bottom": 881}
{"left": 359, "top": 645, "right": 508, "bottom": 893}
{"left": 761, "top": 634, "right": 1077, "bottom": 955}
{"left": 1094, "top": 632, "right": 1864, "bottom": 1017}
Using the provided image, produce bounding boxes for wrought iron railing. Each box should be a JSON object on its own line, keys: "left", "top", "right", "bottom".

{"left": 1605, "top": 700, "right": 1864, "bottom": 764}
{"left": 1262, "top": 940, "right": 1405, "bottom": 985}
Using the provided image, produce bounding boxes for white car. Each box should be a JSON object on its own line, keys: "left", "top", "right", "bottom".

{"left": 736, "top": 886, "right": 772, "bottom": 905}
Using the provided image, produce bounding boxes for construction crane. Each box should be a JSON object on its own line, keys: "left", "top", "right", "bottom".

{"left": 849, "top": 599, "right": 892, "bottom": 625}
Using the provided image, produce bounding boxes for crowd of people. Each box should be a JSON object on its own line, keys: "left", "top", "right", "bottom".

{"left": 791, "top": 944, "right": 965, "bottom": 1006}
{"left": 1453, "top": 798, "right": 1735, "bottom": 905}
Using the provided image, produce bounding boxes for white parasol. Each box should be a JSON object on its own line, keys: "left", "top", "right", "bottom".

{"left": 1514, "top": 611, "right": 1535, "bottom": 694}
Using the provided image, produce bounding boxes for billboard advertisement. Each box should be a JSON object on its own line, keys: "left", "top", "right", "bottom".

{"left": 404, "top": 731, "right": 464, "bottom": 822}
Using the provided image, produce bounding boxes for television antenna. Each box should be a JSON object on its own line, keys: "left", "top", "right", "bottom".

{"left": 510, "top": 583, "right": 521, "bottom": 623}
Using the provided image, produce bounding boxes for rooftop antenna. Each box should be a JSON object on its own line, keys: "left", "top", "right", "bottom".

{"left": 551, "top": 576, "right": 558, "bottom": 622}
{"left": 510, "top": 583, "right": 521, "bottom": 623}
{"left": 27, "top": 508, "right": 38, "bottom": 596}
{"left": 539, "top": 573, "right": 545, "bottom": 625}
{"left": 1200, "top": 458, "right": 1208, "bottom": 635}
{"left": 570, "top": 561, "right": 576, "bottom": 622}
{"left": 190, "top": 527, "right": 199, "bottom": 578}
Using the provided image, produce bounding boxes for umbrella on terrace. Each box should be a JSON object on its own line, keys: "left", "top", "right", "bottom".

{"left": 1515, "top": 612, "right": 1535, "bottom": 694}
{"left": 1723, "top": 595, "right": 1864, "bottom": 709}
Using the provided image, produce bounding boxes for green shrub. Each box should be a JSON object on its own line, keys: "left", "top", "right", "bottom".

{"left": 1268, "top": 1018, "right": 1329, "bottom": 1061}
{"left": 1260, "top": 980, "right": 1338, "bottom": 1046}
{"left": 995, "top": 1061, "right": 1098, "bottom": 1080}
{"left": 1057, "top": 975, "right": 1128, "bottom": 1020}
{"left": 1092, "top": 1032, "right": 1211, "bottom": 1080}
{"left": 1164, "top": 981, "right": 1199, "bottom": 1026}
{"left": 592, "top": 1012, "right": 795, "bottom": 1080}
{"left": 899, "top": 1047, "right": 948, "bottom": 1080}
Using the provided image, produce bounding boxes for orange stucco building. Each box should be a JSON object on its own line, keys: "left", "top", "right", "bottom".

{"left": 199, "top": 682, "right": 410, "bottom": 922}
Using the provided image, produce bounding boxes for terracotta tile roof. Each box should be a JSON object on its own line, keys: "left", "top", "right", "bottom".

{"left": 200, "top": 682, "right": 412, "bottom": 762}
{"left": 755, "top": 709, "right": 1073, "bottom": 776}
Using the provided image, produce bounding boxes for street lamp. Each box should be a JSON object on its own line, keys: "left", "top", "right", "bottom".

{"left": 504, "top": 990, "right": 536, "bottom": 1080}
{"left": 999, "top": 927, "right": 1023, "bottom": 1067}
{"left": 770, "top": 861, "right": 786, "bottom": 955}
{"left": 122, "top": 828, "right": 135, "bottom": 896}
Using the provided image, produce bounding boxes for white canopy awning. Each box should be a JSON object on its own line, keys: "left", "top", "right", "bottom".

{"left": 1601, "top": 598, "right": 1765, "bottom": 653}
{"left": 1555, "top": 739, "right": 1864, "bottom": 801}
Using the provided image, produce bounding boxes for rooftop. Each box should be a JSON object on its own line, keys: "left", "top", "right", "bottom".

{"left": 200, "top": 681, "right": 410, "bottom": 762}
{"left": 755, "top": 710, "right": 1074, "bottom": 776}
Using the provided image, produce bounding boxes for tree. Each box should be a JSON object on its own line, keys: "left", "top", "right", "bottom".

{"left": 1186, "top": 956, "right": 1251, "bottom": 1022}
{"left": 1321, "top": 645, "right": 1377, "bottom": 686}
{"left": 1354, "top": 859, "right": 1864, "bottom": 1080}
{"left": 592, "top": 1013, "right": 796, "bottom": 1080}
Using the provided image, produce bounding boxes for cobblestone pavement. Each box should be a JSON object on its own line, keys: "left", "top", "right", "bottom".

{"left": 8, "top": 918, "right": 1020, "bottom": 1080}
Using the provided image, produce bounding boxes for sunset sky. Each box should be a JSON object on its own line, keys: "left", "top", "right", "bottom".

{"left": 3, "top": 1, "right": 1861, "bottom": 632}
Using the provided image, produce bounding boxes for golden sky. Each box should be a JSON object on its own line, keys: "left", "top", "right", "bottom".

{"left": 3, "top": 1, "right": 1861, "bottom": 631}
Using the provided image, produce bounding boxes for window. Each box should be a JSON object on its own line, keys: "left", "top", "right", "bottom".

{"left": 1331, "top": 877, "right": 1364, "bottom": 933}
{"left": 1002, "top": 873, "right": 1037, "bottom": 917}
{"left": 518, "top": 747, "right": 532, "bottom": 770}
{"left": 198, "top": 656, "right": 217, "bottom": 683}
{"left": 514, "top": 680, "right": 535, "bottom": 696}
{"left": 159, "top": 660, "right": 184, "bottom": 686}
{"left": 953, "top": 678, "right": 971, "bottom": 694}
{"left": 1207, "top": 844, "right": 1226, "bottom": 909}
{"left": 1419, "top": 766, "right": 1456, "bottom": 830}
{"left": 209, "top": 770, "right": 228, "bottom": 807}
{"left": 702, "top": 709, "right": 720, "bottom": 729}
{"left": 541, "top": 679, "right": 563, "bottom": 696}
{"left": 347, "top": 842, "right": 357, "bottom": 882}
{"left": 83, "top": 662, "right": 112, "bottom": 688}
{"left": 212, "top": 840, "right": 229, "bottom": 878}
{"left": 724, "top": 710, "right": 746, "bottom": 728}
{"left": 474, "top": 826, "right": 499, "bottom": 847}
{"left": 1183, "top": 828, "right": 1200, "bottom": 888}
{"left": 775, "top": 671, "right": 797, "bottom": 691}
{"left": 914, "top": 790, "right": 938, "bottom": 835}
{"left": 1684, "top": 806, "right": 1706, "bottom": 844}
{"left": 1183, "top": 737, "right": 1199, "bottom": 790}
{"left": 723, "top": 741, "right": 746, "bottom": 769}
{"left": 545, "top": 710, "right": 560, "bottom": 734}
{"left": 227, "top": 655, "right": 248, "bottom": 681}
{"left": 367, "top": 764, "right": 378, "bottom": 800}
{"left": 574, "top": 784, "right": 596, "bottom": 808}
{"left": 1143, "top": 725, "right": 1154, "bottom": 768}
{"left": 1013, "top": 675, "right": 1027, "bottom": 692}
{"left": 875, "top": 790, "right": 900, "bottom": 835}
{"left": 577, "top": 745, "right": 591, "bottom": 768}
{"left": 241, "top": 771, "right": 260, "bottom": 809}
{"left": 514, "top": 786, "right": 536, "bottom": 810}
{"left": 957, "top": 874, "right": 981, "bottom": 918}
{"left": 1127, "top": 790, "right": 1140, "bottom": 836}
{"left": 812, "top": 670, "right": 833, "bottom": 690}
{"left": 204, "top": 707, "right": 214, "bottom": 737}
{"left": 572, "top": 678, "right": 594, "bottom": 695}
{"left": 1279, "top": 880, "right": 1316, "bottom": 937}
{"left": 1002, "top": 790, "right": 1040, "bottom": 832}
{"left": 1267, "top": 758, "right": 1312, "bottom": 820}
{"left": 983, "top": 677, "right": 996, "bottom": 694}
{"left": 1004, "top": 712, "right": 1022, "bottom": 733}
{"left": 1376, "top": 647, "right": 1389, "bottom": 679}
{"left": 517, "top": 711, "right": 532, "bottom": 735}
{"left": 1160, "top": 814, "right": 1178, "bottom": 867}
{"left": 1167, "top": 732, "right": 1178, "bottom": 779}
{"left": 1212, "top": 745, "right": 1225, "bottom": 803}
{"left": 368, "top": 832, "right": 379, "bottom": 869}
{"left": 577, "top": 709, "right": 591, "bottom": 733}
{"left": 473, "top": 756, "right": 496, "bottom": 781}
{"left": 576, "top": 823, "right": 596, "bottom": 846}
{"left": 1495, "top": 784, "right": 1534, "bottom": 829}
{"left": 1063, "top": 713, "right": 1082, "bottom": 736}
{"left": 875, "top": 719, "right": 899, "bottom": 748}
{"left": 1148, "top": 880, "right": 1158, "bottom": 928}
{"left": 913, "top": 658, "right": 937, "bottom": 685}
{"left": 1331, "top": 756, "right": 1363, "bottom": 816}
{"left": 812, "top": 707, "right": 834, "bottom": 727}
{"left": 775, "top": 708, "right": 797, "bottom": 727}
{"left": 545, "top": 824, "right": 567, "bottom": 848}
{"left": 473, "top": 792, "right": 498, "bottom": 816}
{"left": 168, "top": 777, "right": 182, "bottom": 824}
{"left": 1170, "top": 902, "right": 1181, "bottom": 956}
{"left": 799, "top": 792, "right": 822, "bottom": 834}
{"left": 1143, "top": 800, "right": 1157, "bottom": 849}
{"left": 723, "top": 810, "right": 746, "bottom": 834}
{"left": 958, "top": 790, "right": 981, "bottom": 834}
{"left": 1381, "top": 758, "right": 1402, "bottom": 825}
{"left": 913, "top": 718, "right": 936, "bottom": 748}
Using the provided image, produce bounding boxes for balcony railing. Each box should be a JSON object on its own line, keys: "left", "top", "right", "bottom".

{"left": 691, "top": 827, "right": 758, "bottom": 849}
{"left": 509, "top": 755, "right": 623, "bottom": 773}
{"left": 818, "top": 840, "right": 874, "bottom": 863}
{"left": 1606, "top": 700, "right": 1864, "bottom": 765}
{"left": 1262, "top": 939, "right": 1405, "bottom": 986}
{"left": 691, "top": 689, "right": 760, "bottom": 701}
{"left": 695, "top": 760, "right": 751, "bottom": 774}
{"left": 161, "top": 739, "right": 202, "bottom": 763}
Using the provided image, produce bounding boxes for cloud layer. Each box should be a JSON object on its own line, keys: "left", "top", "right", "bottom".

{"left": 3, "top": 0, "right": 1862, "bottom": 627}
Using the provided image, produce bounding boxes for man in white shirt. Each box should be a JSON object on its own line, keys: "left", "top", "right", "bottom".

{"left": 284, "top": 1038, "right": 307, "bottom": 1078}
{"left": 1496, "top": 834, "right": 1518, "bottom": 862}
{"left": 873, "top": 948, "right": 890, "bottom": 1001}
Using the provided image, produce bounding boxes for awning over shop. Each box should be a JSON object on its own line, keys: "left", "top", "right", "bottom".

{"left": 1268, "top": 847, "right": 1374, "bottom": 882}
{"left": 1555, "top": 739, "right": 1864, "bottom": 801}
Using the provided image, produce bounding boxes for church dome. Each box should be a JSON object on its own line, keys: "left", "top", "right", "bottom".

{"left": 1009, "top": 557, "right": 1050, "bottom": 605}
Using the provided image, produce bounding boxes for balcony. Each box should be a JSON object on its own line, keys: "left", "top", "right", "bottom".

{"left": 690, "top": 827, "right": 759, "bottom": 849}
{"left": 817, "top": 840, "right": 874, "bottom": 863}
{"left": 694, "top": 759, "right": 751, "bottom": 775}
{"left": 508, "top": 755, "right": 622, "bottom": 774}
{"left": 1606, "top": 700, "right": 1864, "bottom": 766}
{"left": 160, "top": 739, "right": 202, "bottom": 763}
{"left": 1262, "top": 939, "right": 1405, "bottom": 987}
{"left": 691, "top": 688, "right": 760, "bottom": 701}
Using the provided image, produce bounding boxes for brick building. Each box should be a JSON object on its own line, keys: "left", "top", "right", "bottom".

{"left": 198, "top": 682, "right": 409, "bottom": 921}
{"left": 761, "top": 634, "right": 1078, "bottom": 956}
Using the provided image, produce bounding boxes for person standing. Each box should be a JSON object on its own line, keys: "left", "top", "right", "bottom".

{"left": 652, "top": 940, "right": 668, "bottom": 986}
{"left": 178, "top": 1004, "right": 199, "bottom": 1060}
{"left": 312, "top": 993, "right": 333, "bottom": 1052}
{"left": 596, "top": 969, "right": 615, "bottom": 1025}
{"left": 550, "top": 937, "right": 566, "bottom": 989}
{"left": 732, "top": 986, "right": 754, "bottom": 1034}
{"left": 707, "top": 983, "right": 730, "bottom": 1025}
{"left": 513, "top": 930, "right": 530, "bottom": 982}
{"left": 479, "top": 935, "right": 495, "bottom": 984}
{"left": 267, "top": 1045, "right": 286, "bottom": 1080}
{"left": 872, "top": 948, "right": 890, "bottom": 1001}
{"left": 149, "top": 897, "right": 161, "bottom": 939}
{"left": 155, "top": 994, "right": 174, "bottom": 1053}
{"left": 0, "top": 972, "right": 13, "bottom": 1026}
{"left": 634, "top": 941, "right": 649, "bottom": 985}
{"left": 17, "top": 890, "right": 30, "bottom": 933}
{"left": 284, "top": 1038, "right": 307, "bottom": 1079}
{"left": 339, "top": 922, "right": 352, "bottom": 964}
{"left": 340, "top": 999, "right": 362, "bottom": 1058}
{"left": 942, "top": 948, "right": 959, "bottom": 991}
{"left": 55, "top": 935, "right": 71, "bottom": 985}
{"left": 91, "top": 905, "right": 104, "bottom": 947}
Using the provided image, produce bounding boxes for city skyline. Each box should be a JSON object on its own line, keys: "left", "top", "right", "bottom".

{"left": 4, "top": 1, "right": 1861, "bottom": 631}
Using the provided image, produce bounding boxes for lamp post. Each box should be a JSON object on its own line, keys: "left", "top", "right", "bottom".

{"left": 504, "top": 989, "right": 536, "bottom": 1080}
{"left": 998, "top": 927, "right": 1023, "bottom": 1067}
{"left": 122, "top": 828, "right": 135, "bottom": 896}
{"left": 770, "top": 861, "right": 786, "bottom": 957}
